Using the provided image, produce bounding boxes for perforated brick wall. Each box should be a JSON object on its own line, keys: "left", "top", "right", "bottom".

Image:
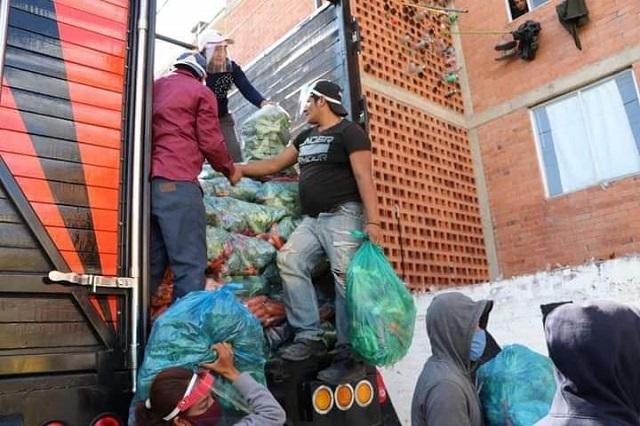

{"left": 366, "top": 89, "right": 488, "bottom": 290}
{"left": 353, "top": 0, "right": 464, "bottom": 113}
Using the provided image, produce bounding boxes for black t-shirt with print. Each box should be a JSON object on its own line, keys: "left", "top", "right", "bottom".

{"left": 292, "top": 119, "right": 371, "bottom": 216}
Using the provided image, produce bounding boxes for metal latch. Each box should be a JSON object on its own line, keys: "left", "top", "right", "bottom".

{"left": 351, "top": 18, "right": 361, "bottom": 53}
{"left": 48, "top": 270, "right": 135, "bottom": 292}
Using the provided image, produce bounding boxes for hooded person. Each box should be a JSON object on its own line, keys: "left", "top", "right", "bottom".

{"left": 536, "top": 301, "right": 640, "bottom": 426}
{"left": 411, "top": 292, "right": 494, "bottom": 426}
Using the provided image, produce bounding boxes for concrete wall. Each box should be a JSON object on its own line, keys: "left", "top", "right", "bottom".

{"left": 381, "top": 255, "right": 640, "bottom": 425}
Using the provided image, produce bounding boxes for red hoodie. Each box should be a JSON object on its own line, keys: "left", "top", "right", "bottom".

{"left": 151, "top": 69, "right": 235, "bottom": 182}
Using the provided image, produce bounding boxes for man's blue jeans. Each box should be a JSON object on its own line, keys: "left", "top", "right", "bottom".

{"left": 276, "top": 202, "right": 364, "bottom": 347}
{"left": 150, "top": 178, "right": 207, "bottom": 301}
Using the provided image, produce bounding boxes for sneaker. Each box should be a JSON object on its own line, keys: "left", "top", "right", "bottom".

{"left": 317, "top": 349, "right": 366, "bottom": 385}
{"left": 280, "top": 339, "right": 327, "bottom": 361}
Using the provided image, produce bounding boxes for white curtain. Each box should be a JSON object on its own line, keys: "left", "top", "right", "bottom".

{"left": 542, "top": 77, "right": 640, "bottom": 194}
{"left": 581, "top": 79, "right": 640, "bottom": 182}
{"left": 545, "top": 94, "right": 596, "bottom": 193}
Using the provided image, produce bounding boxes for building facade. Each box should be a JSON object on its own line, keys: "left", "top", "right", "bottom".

{"left": 456, "top": 0, "right": 640, "bottom": 278}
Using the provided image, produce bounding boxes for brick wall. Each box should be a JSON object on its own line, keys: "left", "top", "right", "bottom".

{"left": 457, "top": 0, "right": 640, "bottom": 112}
{"left": 353, "top": 0, "right": 464, "bottom": 112}
{"left": 352, "top": 0, "right": 488, "bottom": 290}
{"left": 213, "top": 0, "right": 319, "bottom": 65}
{"left": 478, "top": 89, "right": 640, "bottom": 277}
{"left": 366, "top": 89, "right": 487, "bottom": 289}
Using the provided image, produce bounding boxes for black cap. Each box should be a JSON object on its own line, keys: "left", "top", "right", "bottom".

{"left": 311, "top": 80, "right": 348, "bottom": 117}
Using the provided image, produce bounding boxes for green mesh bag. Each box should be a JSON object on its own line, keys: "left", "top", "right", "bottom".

{"left": 346, "top": 231, "right": 416, "bottom": 366}
{"left": 204, "top": 196, "right": 287, "bottom": 235}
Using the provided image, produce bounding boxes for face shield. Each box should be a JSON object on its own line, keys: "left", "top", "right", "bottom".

{"left": 297, "top": 79, "right": 348, "bottom": 120}
{"left": 156, "top": 370, "right": 215, "bottom": 421}
{"left": 152, "top": 369, "right": 253, "bottom": 422}
{"left": 297, "top": 79, "right": 334, "bottom": 120}
{"left": 297, "top": 81, "right": 314, "bottom": 120}
{"left": 203, "top": 43, "right": 233, "bottom": 74}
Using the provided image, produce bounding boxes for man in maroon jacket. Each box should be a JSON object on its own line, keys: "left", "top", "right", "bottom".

{"left": 150, "top": 52, "right": 241, "bottom": 302}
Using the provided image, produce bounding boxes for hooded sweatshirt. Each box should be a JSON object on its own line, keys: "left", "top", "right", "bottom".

{"left": 411, "top": 292, "right": 493, "bottom": 426}
{"left": 536, "top": 301, "right": 640, "bottom": 426}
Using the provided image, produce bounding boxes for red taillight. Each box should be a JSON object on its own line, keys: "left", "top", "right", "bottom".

{"left": 375, "top": 369, "right": 388, "bottom": 404}
{"left": 43, "top": 423, "right": 66, "bottom": 426}
{"left": 91, "top": 415, "right": 122, "bottom": 426}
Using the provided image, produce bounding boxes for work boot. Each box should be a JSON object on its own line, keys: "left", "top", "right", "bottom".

{"left": 317, "top": 347, "right": 366, "bottom": 385}
{"left": 280, "top": 339, "right": 326, "bottom": 361}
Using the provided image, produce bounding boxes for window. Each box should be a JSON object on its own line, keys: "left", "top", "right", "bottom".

{"left": 507, "top": 0, "right": 548, "bottom": 20}
{"left": 533, "top": 70, "right": 640, "bottom": 197}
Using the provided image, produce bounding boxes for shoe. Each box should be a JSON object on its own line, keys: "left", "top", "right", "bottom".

{"left": 317, "top": 349, "right": 366, "bottom": 385}
{"left": 280, "top": 339, "right": 327, "bottom": 361}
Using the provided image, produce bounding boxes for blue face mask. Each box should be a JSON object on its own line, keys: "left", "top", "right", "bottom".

{"left": 469, "top": 329, "right": 487, "bottom": 361}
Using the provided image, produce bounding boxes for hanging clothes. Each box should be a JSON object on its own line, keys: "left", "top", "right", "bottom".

{"left": 512, "top": 20, "right": 542, "bottom": 61}
{"left": 556, "top": 0, "right": 589, "bottom": 50}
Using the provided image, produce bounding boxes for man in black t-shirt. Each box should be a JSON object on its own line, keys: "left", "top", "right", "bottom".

{"left": 237, "top": 80, "right": 381, "bottom": 384}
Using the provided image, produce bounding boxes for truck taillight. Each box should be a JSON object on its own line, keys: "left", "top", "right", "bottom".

{"left": 334, "top": 384, "right": 354, "bottom": 411}
{"left": 312, "top": 385, "right": 334, "bottom": 415}
{"left": 90, "top": 414, "right": 122, "bottom": 426}
{"left": 376, "top": 369, "right": 388, "bottom": 404}
{"left": 355, "top": 380, "right": 374, "bottom": 407}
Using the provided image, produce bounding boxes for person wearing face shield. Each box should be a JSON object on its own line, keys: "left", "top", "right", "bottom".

{"left": 135, "top": 343, "right": 285, "bottom": 426}
{"left": 197, "top": 30, "right": 269, "bottom": 162}
{"left": 236, "top": 79, "right": 381, "bottom": 384}
{"left": 411, "top": 292, "right": 495, "bottom": 426}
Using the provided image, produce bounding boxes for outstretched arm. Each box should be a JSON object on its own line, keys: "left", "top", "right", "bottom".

{"left": 238, "top": 145, "right": 298, "bottom": 178}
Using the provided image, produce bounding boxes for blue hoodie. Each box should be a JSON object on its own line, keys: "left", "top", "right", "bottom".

{"left": 537, "top": 301, "right": 640, "bottom": 426}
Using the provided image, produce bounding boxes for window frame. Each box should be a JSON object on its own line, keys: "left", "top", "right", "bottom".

{"left": 531, "top": 69, "right": 640, "bottom": 198}
{"left": 505, "top": 0, "right": 549, "bottom": 22}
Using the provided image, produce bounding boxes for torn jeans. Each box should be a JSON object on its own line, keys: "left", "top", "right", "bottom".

{"left": 276, "top": 202, "right": 364, "bottom": 346}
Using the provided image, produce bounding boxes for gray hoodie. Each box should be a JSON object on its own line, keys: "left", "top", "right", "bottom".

{"left": 411, "top": 292, "right": 493, "bottom": 426}
{"left": 231, "top": 373, "right": 286, "bottom": 426}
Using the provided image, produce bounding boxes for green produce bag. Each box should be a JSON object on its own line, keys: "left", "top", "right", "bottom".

{"left": 206, "top": 226, "right": 232, "bottom": 261}
{"left": 135, "top": 289, "right": 266, "bottom": 411}
{"left": 346, "top": 231, "right": 416, "bottom": 366}
{"left": 256, "top": 181, "right": 300, "bottom": 216}
{"left": 477, "top": 344, "right": 556, "bottom": 426}
{"left": 204, "top": 196, "right": 287, "bottom": 235}
{"left": 225, "top": 233, "right": 277, "bottom": 276}
{"left": 200, "top": 177, "right": 262, "bottom": 202}
{"left": 240, "top": 104, "right": 291, "bottom": 162}
{"left": 206, "top": 227, "right": 276, "bottom": 276}
{"left": 222, "top": 275, "right": 269, "bottom": 298}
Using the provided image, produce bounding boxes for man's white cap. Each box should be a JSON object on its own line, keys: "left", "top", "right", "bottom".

{"left": 197, "top": 30, "right": 234, "bottom": 51}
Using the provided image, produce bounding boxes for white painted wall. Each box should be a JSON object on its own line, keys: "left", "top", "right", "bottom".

{"left": 381, "top": 256, "right": 640, "bottom": 425}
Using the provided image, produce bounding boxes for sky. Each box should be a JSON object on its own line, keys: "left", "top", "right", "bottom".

{"left": 154, "top": 0, "right": 226, "bottom": 75}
